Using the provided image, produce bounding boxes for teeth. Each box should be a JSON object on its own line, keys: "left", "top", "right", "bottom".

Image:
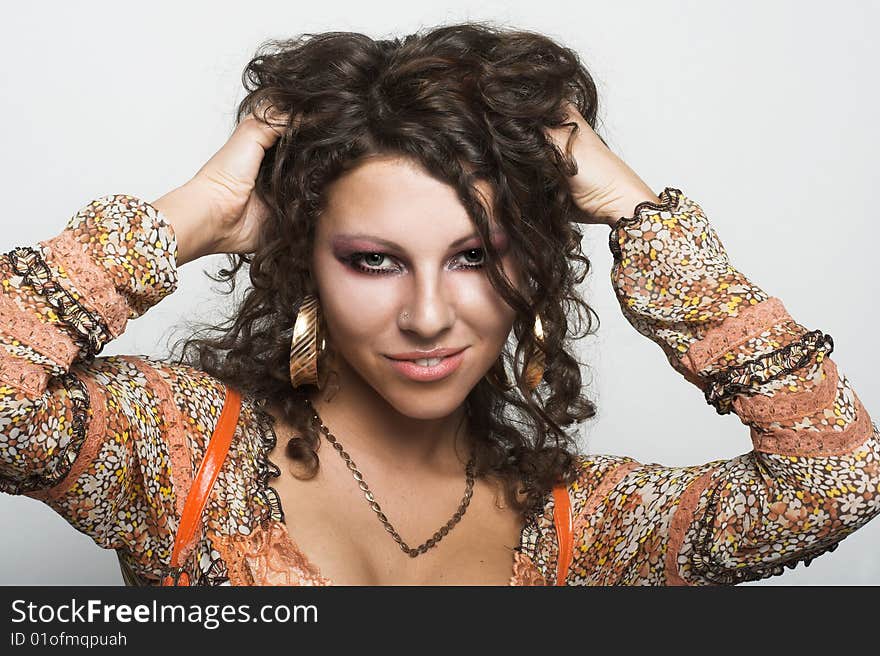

{"left": 412, "top": 357, "right": 444, "bottom": 367}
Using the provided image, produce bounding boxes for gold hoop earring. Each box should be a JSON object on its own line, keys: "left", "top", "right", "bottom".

{"left": 289, "top": 294, "right": 326, "bottom": 389}
{"left": 484, "top": 313, "right": 546, "bottom": 394}
{"left": 524, "top": 314, "right": 545, "bottom": 393}
{"left": 485, "top": 354, "right": 512, "bottom": 392}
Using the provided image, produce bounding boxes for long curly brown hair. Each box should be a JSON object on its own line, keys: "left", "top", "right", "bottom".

{"left": 168, "top": 21, "right": 607, "bottom": 520}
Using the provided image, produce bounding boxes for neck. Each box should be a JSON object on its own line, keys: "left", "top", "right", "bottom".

{"left": 304, "top": 357, "right": 473, "bottom": 477}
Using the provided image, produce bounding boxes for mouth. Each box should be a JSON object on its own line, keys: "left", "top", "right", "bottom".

{"left": 383, "top": 348, "right": 468, "bottom": 382}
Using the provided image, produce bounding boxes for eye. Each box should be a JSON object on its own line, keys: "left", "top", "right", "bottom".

{"left": 343, "top": 248, "right": 487, "bottom": 276}
{"left": 344, "top": 252, "right": 400, "bottom": 275}
{"left": 454, "top": 248, "right": 486, "bottom": 269}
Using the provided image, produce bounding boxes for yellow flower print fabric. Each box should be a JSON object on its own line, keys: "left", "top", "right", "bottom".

{"left": 518, "top": 188, "right": 878, "bottom": 585}
{"left": 0, "top": 190, "right": 877, "bottom": 586}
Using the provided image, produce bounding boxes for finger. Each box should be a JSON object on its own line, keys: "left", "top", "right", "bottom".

{"left": 239, "top": 111, "right": 288, "bottom": 151}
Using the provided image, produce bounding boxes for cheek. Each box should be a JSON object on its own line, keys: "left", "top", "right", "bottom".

{"left": 312, "top": 260, "right": 398, "bottom": 342}
{"left": 459, "top": 279, "right": 517, "bottom": 347}
{"left": 476, "top": 255, "right": 522, "bottom": 322}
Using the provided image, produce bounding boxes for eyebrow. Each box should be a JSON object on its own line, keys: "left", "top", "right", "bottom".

{"left": 333, "top": 229, "right": 506, "bottom": 251}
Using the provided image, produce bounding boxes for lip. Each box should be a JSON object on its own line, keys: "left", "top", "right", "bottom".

{"left": 387, "top": 347, "right": 467, "bottom": 360}
{"left": 383, "top": 348, "right": 467, "bottom": 382}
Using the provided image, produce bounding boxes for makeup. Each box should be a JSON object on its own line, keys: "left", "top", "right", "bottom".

{"left": 383, "top": 348, "right": 466, "bottom": 381}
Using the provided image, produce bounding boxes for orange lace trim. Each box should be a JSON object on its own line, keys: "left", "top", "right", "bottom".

{"left": 0, "top": 293, "right": 80, "bottom": 368}
{"left": 126, "top": 357, "right": 193, "bottom": 521}
{"left": 0, "top": 341, "right": 49, "bottom": 398}
{"left": 211, "top": 519, "right": 547, "bottom": 586}
{"left": 509, "top": 550, "right": 547, "bottom": 586}
{"left": 39, "top": 229, "right": 131, "bottom": 338}
{"left": 681, "top": 297, "right": 790, "bottom": 374}
{"left": 212, "top": 520, "right": 331, "bottom": 586}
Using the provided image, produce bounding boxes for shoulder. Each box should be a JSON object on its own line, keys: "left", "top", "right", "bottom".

{"left": 570, "top": 452, "right": 641, "bottom": 488}
{"left": 138, "top": 358, "right": 284, "bottom": 536}
{"left": 113, "top": 355, "right": 278, "bottom": 580}
{"left": 567, "top": 453, "right": 642, "bottom": 511}
{"left": 87, "top": 355, "right": 243, "bottom": 496}
{"left": 91, "top": 355, "right": 228, "bottom": 454}
{"left": 132, "top": 356, "right": 229, "bottom": 432}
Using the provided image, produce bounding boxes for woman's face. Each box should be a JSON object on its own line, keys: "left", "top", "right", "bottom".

{"left": 311, "top": 154, "right": 523, "bottom": 420}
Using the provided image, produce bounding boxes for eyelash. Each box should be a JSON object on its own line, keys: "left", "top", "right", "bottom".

{"left": 343, "top": 248, "right": 487, "bottom": 276}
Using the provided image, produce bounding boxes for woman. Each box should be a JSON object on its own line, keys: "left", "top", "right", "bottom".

{"left": 1, "top": 23, "right": 877, "bottom": 586}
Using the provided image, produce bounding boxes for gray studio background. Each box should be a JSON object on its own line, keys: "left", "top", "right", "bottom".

{"left": 0, "top": 0, "right": 877, "bottom": 585}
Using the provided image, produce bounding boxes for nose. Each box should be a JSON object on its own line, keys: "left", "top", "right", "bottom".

{"left": 399, "top": 271, "right": 456, "bottom": 339}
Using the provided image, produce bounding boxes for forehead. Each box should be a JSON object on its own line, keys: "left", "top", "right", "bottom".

{"left": 319, "top": 155, "right": 497, "bottom": 235}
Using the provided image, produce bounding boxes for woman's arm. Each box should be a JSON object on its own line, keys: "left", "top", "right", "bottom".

{"left": 558, "top": 188, "right": 878, "bottom": 585}
{"left": 538, "top": 105, "right": 877, "bottom": 584}
{"left": 0, "top": 110, "right": 284, "bottom": 584}
{"left": 0, "top": 195, "right": 214, "bottom": 583}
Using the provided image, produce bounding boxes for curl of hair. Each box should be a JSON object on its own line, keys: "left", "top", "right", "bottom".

{"left": 168, "top": 21, "right": 607, "bottom": 521}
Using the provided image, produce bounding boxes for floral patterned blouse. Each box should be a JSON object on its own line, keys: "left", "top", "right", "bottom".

{"left": 0, "top": 187, "right": 877, "bottom": 586}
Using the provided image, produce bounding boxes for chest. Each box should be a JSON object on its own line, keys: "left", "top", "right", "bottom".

{"left": 265, "top": 437, "right": 528, "bottom": 586}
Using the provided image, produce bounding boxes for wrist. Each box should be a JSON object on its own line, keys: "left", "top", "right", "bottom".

{"left": 602, "top": 187, "right": 662, "bottom": 228}
{"left": 151, "top": 181, "right": 222, "bottom": 266}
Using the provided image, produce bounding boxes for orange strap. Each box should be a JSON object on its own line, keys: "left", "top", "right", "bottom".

{"left": 162, "top": 386, "right": 242, "bottom": 586}
{"left": 552, "top": 482, "right": 573, "bottom": 586}
{"left": 162, "top": 387, "right": 571, "bottom": 587}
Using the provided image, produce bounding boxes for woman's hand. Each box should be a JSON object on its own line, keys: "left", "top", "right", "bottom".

{"left": 190, "top": 107, "right": 290, "bottom": 254}
{"left": 543, "top": 101, "right": 660, "bottom": 227}
{"left": 152, "top": 106, "right": 289, "bottom": 265}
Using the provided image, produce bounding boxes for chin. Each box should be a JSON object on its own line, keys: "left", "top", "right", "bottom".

{"left": 377, "top": 384, "right": 469, "bottom": 421}
{"left": 338, "top": 351, "right": 479, "bottom": 420}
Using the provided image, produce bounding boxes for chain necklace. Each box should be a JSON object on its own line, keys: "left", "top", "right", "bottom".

{"left": 303, "top": 398, "right": 476, "bottom": 557}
